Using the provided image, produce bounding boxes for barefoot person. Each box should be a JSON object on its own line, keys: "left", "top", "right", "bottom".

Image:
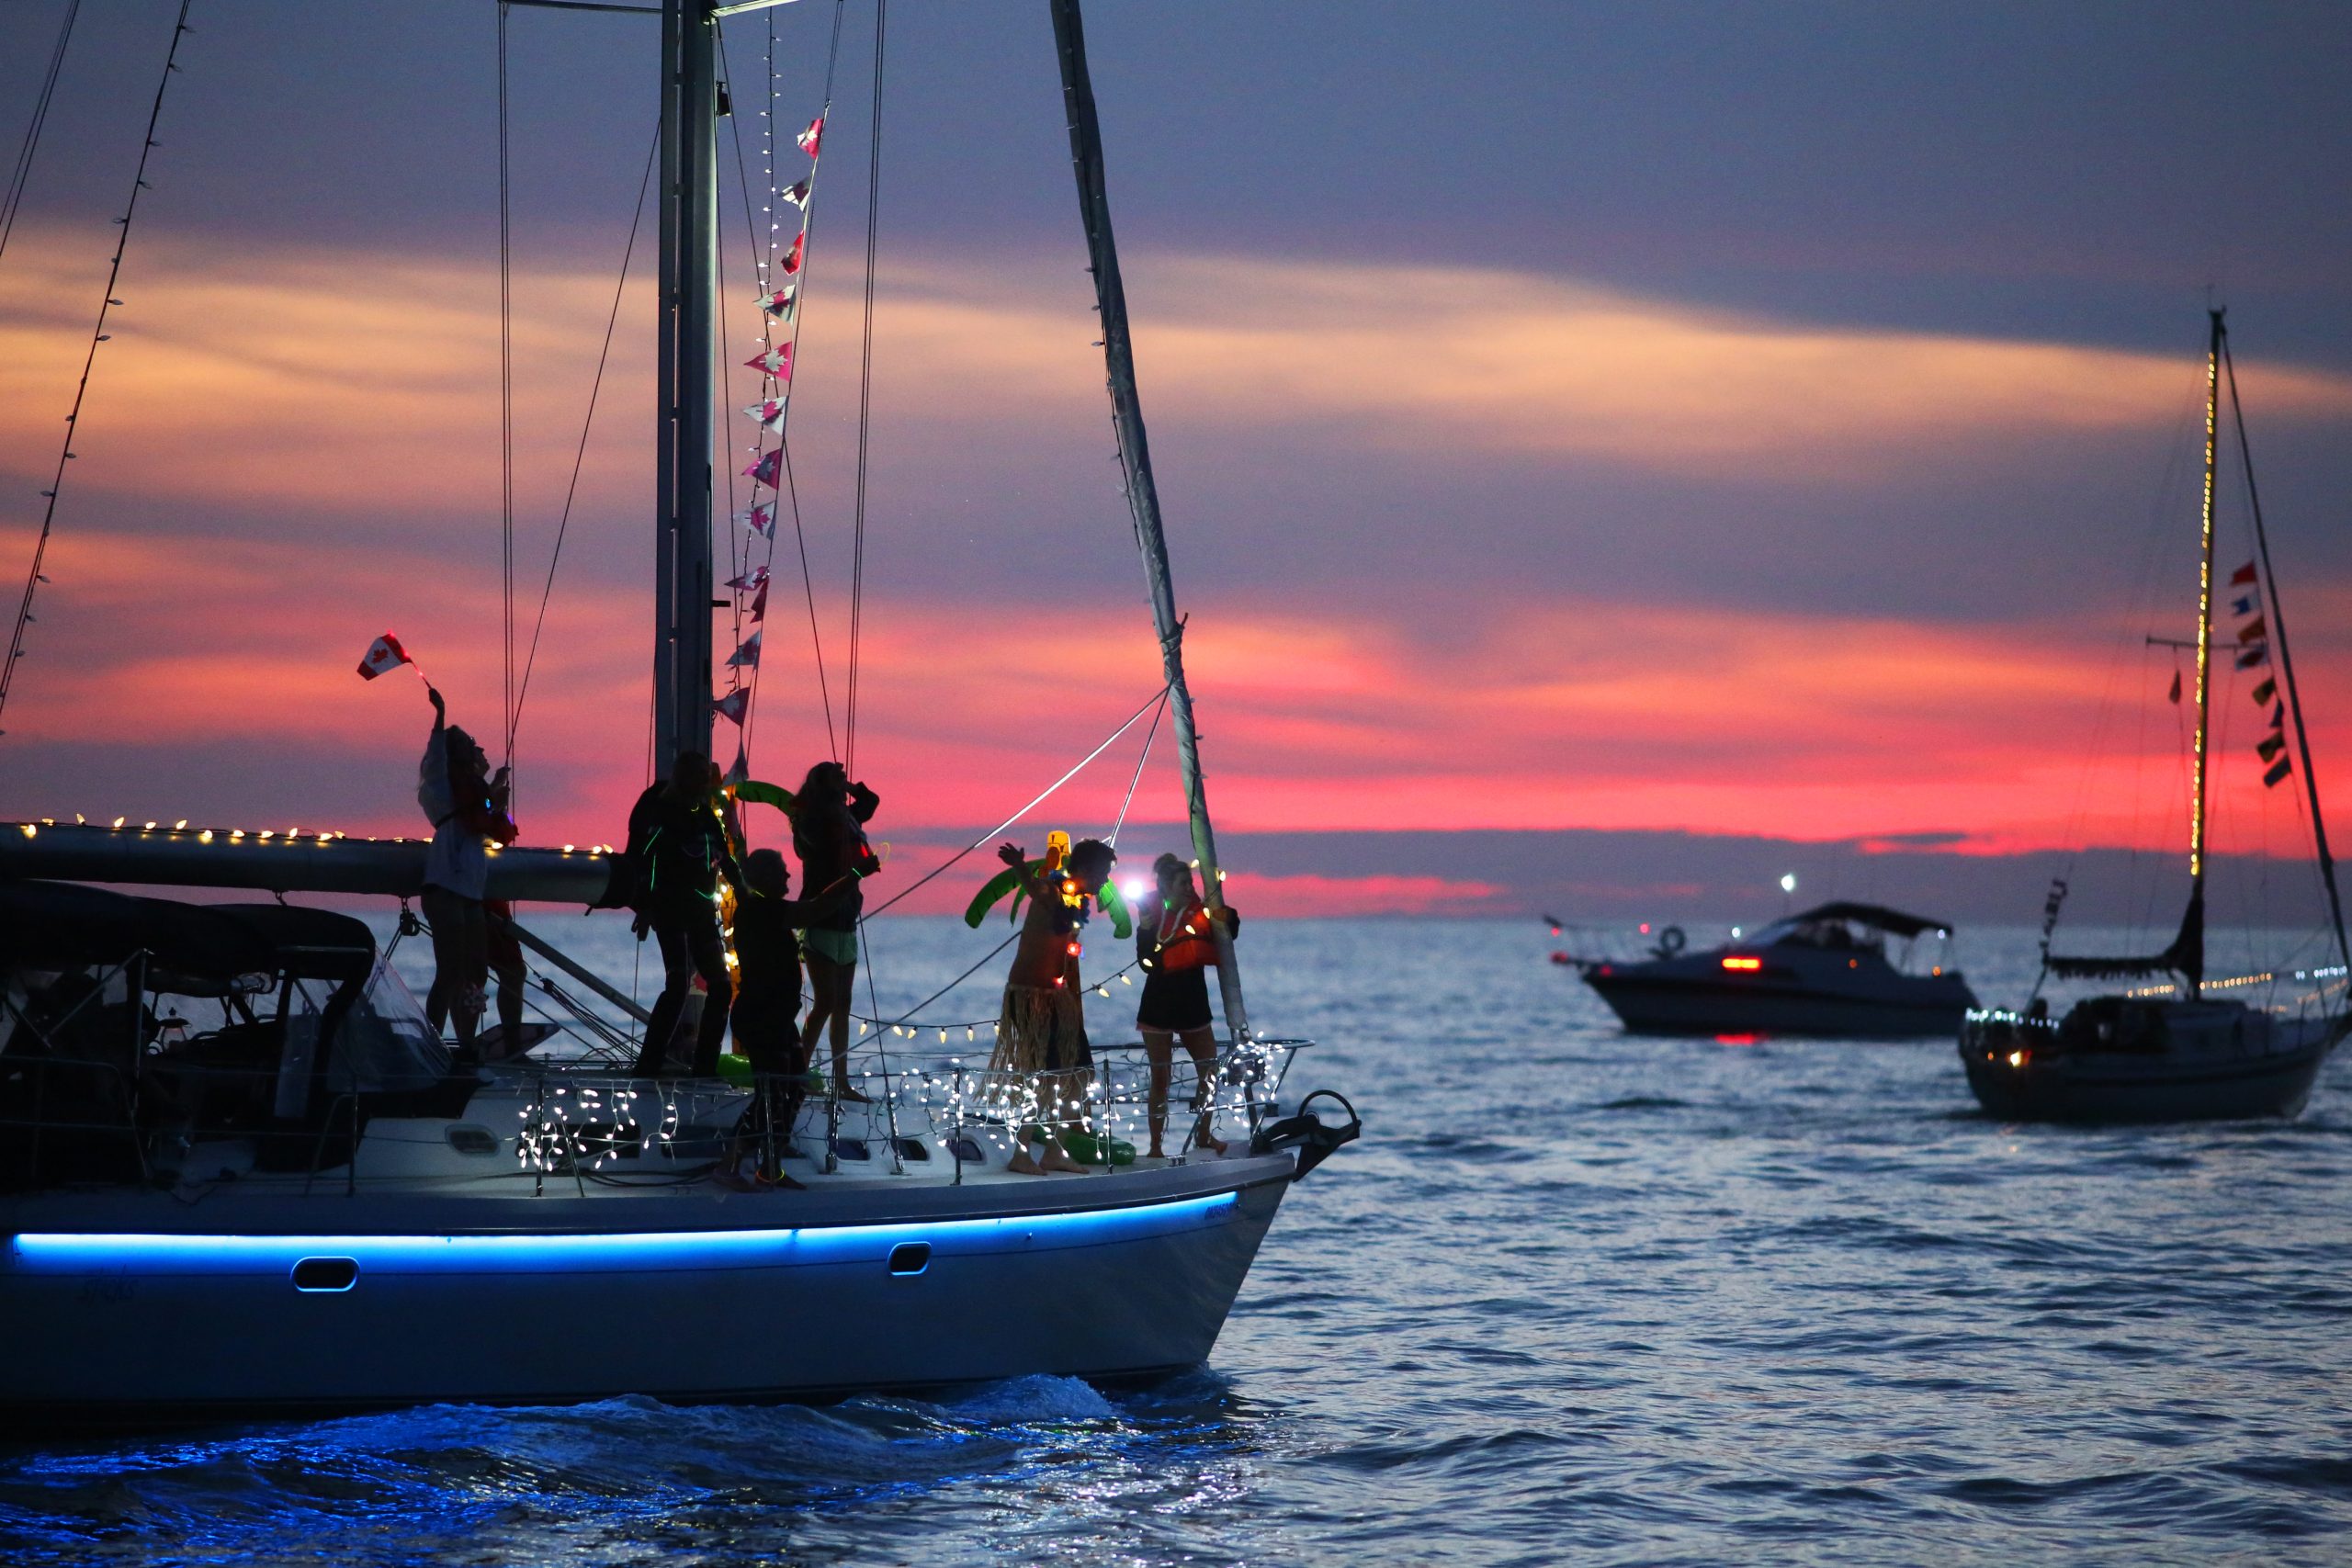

{"left": 988, "top": 837, "right": 1116, "bottom": 1175}
{"left": 1133, "top": 852, "right": 1238, "bottom": 1159}
{"left": 792, "top": 761, "right": 881, "bottom": 1102}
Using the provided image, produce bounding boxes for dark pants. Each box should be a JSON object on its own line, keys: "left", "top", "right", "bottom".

{"left": 735, "top": 1001, "right": 804, "bottom": 1178}
{"left": 633, "top": 903, "right": 731, "bottom": 1077}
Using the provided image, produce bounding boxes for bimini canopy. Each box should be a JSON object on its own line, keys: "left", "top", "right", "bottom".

{"left": 0, "top": 880, "right": 374, "bottom": 983}
{"left": 1787, "top": 901, "right": 1951, "bottom": 940}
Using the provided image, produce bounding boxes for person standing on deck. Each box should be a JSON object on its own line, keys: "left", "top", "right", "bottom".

{"left": 417, "top": 686, "right": 515, "bottom": 1063}
{"left": 728, "top": 848, "right": 855, "bottom": 1187}
{"left": 792, "top": 761, "right": 881, "bottom": 1102}
{"left": 1134, "top": 852, "right": 1236, "bottom": 1159}
{"left": 625, "top": 750, "right": 752, "bottom": 1077}
{"left": 989, "top": 837, "right": 1116, "bottom": 1176}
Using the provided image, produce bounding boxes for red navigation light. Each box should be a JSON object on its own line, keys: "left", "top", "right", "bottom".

{"left": 1715, "top": 1032, "right": 1762, "bottom": 1047}
{"left": 1722, "top": 955, "right": 1762, "bottom": 971}
{"left": 1639, "top": 922, "right": 1652, "bottom": 935}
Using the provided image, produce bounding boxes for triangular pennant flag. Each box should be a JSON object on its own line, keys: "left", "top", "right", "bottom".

{"left": 742, "top": 449, "right": 783, "bottom": 488}
{"left": 2237, "top": 616, "right": 2267, "bottom": 644}
{"left": 2231, "top": 593, "right": 2259, "bottom": 618}
{"left": 2258, "top": 732, "right": 2288, "bottom": 763}
{"left": 2166, "top": 669, "right": 2181, "bottom": 705}
{"left": 714, "top": 688, "right": 751, "bottom": 724}
{"left": 779, "top": 230, "right": 806, "bottom": 276}
{"left": 737, "top": 503, "right": 775, "bottom": 538}
{"left": 781, "top": 178, "right": 809, "bottom": 209}
{"left": 2266, "top": 755, "right": 2292, "bottom": 788}
{"left": 743, "top": 396, "right": 788, "bottom": 432}
{"left": 724, "top": 565, "right": 769, "bottom": 592}
{"left": 726, "top": 630, "right": 763, "bottom": 670}
{"left": 2251, "top": 676, "right": 2277, "bottom": 706}
{"left": 726, "top": 746, "right": 749, "bottom": 786}
{"left": 759, "top": 284, "right": 797, "bottom": 321}
{"left": 797, "top": 116, "right": 824, "bottom": 157}
{"left": 2273, "top": 701, "right": 2286, "bottom": 728}
{"left": 744, "top": 343, "right": 793, "bottom": 378}
{"left": 750, "top": 580, "right": 769, "bottom": 622}
{"left": 356, "top": 632, "right": 411, "bottom": 681}
{"left": 2230, "top": 561, "right": 2257, "bottom": 586}
{"left": 2236, "top": 642, "right": 2268, "bottom": 671}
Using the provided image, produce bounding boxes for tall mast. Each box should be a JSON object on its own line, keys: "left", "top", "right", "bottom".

{"left": 1050, "top": 0, "right": 1248, "bottom": 1044}
{"left": 653, "top": 0, "right": 718, "bottom": 776}
{"left": 2181, "top": 307, "right": 2224, "bottom": 998}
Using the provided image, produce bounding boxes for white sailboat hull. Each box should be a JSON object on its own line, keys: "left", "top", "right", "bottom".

{"left": 0, "top": 1157, "right": 1293, "bottom": 1427}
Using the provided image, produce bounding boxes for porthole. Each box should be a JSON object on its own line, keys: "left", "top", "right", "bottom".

{"left": 291, "top": 1257, "right": 358, "bottom": 1292}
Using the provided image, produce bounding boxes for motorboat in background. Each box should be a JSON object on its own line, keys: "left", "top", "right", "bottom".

{"left": 1556, "top": 902, "right": 1976, "bottom": 1038}
{"left": 1962, "top": 310, "right": 2350, "bottom": 1122}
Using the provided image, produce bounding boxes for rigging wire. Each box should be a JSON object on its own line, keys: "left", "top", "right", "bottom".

{"left": 0, "top": 0, "right": 81, "bottom": 266}
{"left": 497, "top": 2, "right": 518, "bottom": 776}
{"left": 858, "top": 682, "right": 1171, "bottom": 922}
{"left": 0, "top": 0, "right": 194, "bottom": 733}
{"left": 1107, "top": 689, "right": 1169, "bottom": 847}
{"left": 510, "top": 120, "right": 661, "bottom": 739}
{"left": 842, "top": 0, "right": 886, "bottom": 773}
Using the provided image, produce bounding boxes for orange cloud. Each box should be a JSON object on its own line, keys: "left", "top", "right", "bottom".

{"left": 12, "top": 230, "right": 2352, "bottom": 513}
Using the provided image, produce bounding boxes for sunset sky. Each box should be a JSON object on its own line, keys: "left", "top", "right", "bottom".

{"left": 4, "top": 0, "right": 2350, "bottom": 920}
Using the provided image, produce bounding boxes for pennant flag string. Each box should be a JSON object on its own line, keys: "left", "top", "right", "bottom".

{"left": 727, "top": 629, "right": 763, "bottom": 670}
{"left": 2229, "top": 560, "right": 2257, "bottom": 587}
{"left": 715, "top": 688, "right": 751, "bottom": 724}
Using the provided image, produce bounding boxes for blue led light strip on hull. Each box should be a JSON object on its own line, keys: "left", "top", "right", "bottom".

{"left": 11, "top": 1191, "right": 1239, "bottom": 1276}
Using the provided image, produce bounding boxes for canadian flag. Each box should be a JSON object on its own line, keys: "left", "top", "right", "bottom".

{"left": 780, "top": 178, "right": 809, "bottom": 209}
{"left": 744, "top": 397, "right": 788, "bottom": 432}
{"left": 759, "top": 284, "right": 797, "bottom": 321}
{"left": 750, "top": 580, "right": 769, "bottom": 623}
{"left": 743, "top": 449, "right": 783, "bottom": 489}
{"left": 356, "top": 633, "right": 411, "bottom": 680}
{"left": 779, "top": 231, "right": 806, "bottom": 277}
{"left": 797, "top": 116, "right": 824, "bottom": 157}
{"left": 725, "top": 565, "right": 769, "bottom": 592}
{"left": 727, "top": 631, "right": 763, "bottom": 670}
{"left": 736, "top": 503, "right": 775, "bottom": 537}
{"left": 714, "top": 688, "right": 751, "bottom": 724}
{"left": 744, "top": 343, "right": 793, "bottom": 379}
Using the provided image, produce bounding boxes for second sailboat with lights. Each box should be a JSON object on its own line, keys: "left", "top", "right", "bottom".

{"left": 1961, "top": 310, "right": 2350, "bottom": 1122}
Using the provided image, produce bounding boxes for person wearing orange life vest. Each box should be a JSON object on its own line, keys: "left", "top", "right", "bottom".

{"left": 1133, "top": 852, "right": 1238, "bottom": 1158}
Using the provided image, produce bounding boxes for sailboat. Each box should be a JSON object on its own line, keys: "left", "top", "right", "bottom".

{"left": 0, "top": 0, "right": 1355, "bottom": 1424}
{"left": 1960, "top": 310, "right": 2352, "bottom": 1123}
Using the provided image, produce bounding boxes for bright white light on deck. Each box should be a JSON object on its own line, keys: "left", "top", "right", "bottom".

{"left": 1780, "top": 873, "right": 1797, "bottom": 894}
{"left": 1120, "top": 877, "right": 1148, "bottom": 901}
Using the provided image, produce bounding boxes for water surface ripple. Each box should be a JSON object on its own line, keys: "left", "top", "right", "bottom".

{"left": 7, "top": 918, "right": 2352, "bottom": 1565}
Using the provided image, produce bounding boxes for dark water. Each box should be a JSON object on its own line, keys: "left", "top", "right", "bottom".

{"left": 9, "top": 918, "right": 2352, "bottom": 1566}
